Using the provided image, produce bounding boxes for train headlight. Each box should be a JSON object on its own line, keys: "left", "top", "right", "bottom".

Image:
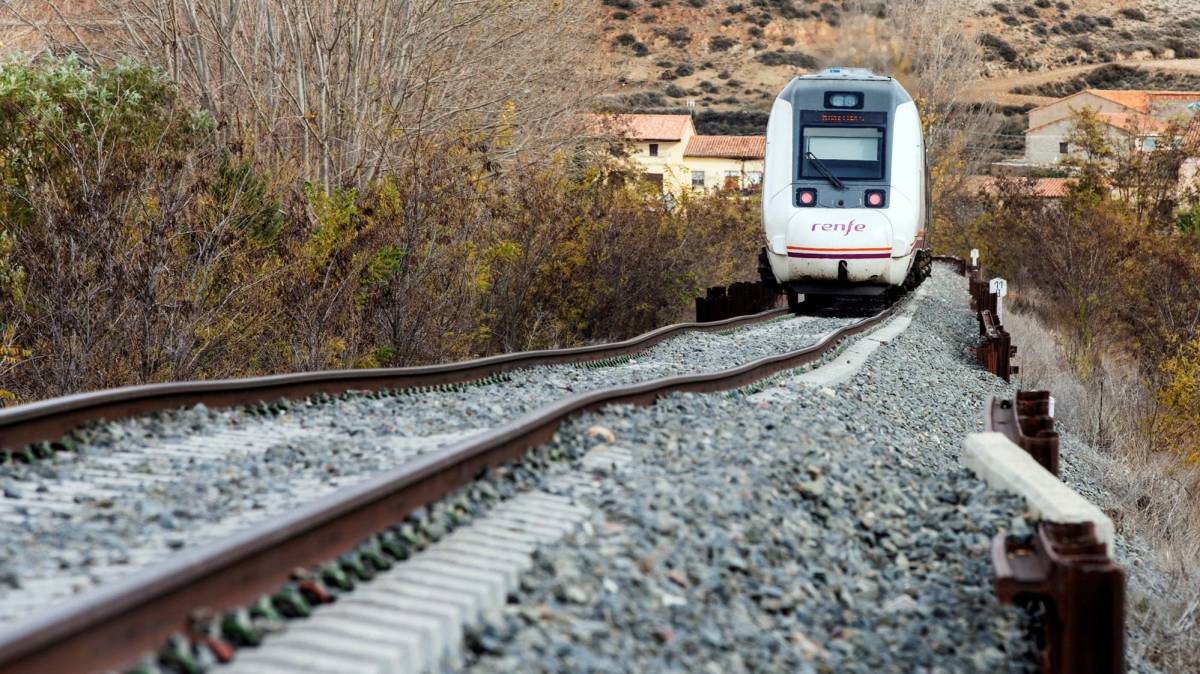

{"left": 864, "top": 189, "right": 886, "bottom": 208}
{"left": 796, "top": 188, "right": 818, "bottom": 207}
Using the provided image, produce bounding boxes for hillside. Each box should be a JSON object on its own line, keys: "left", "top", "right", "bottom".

{"left": 598, "top": 0, "right": 1200, "bottom": 134}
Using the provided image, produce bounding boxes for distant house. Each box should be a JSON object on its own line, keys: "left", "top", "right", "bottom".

{"left": 965, "top": 176, "right": 1072, "bottom": 199}
{"left": 1024, "top": 89, "right": 1200, "bottom": 164}
{"left": 582, "top": 113, "right": 764, "bottom": 195}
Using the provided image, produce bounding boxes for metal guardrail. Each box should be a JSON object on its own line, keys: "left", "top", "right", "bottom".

{"left": 967, "top": 264, "right": 1017, "bottom": 381}
{"left": 986, "top": 390, "right": 1060, "bottom": 475}
{"left": 0, "top": 308, "right": 789, "bottom": 453}
{"left": 0, "top": 302, "right": 900, "bottom": 673}
{"left": 993, "top": 521, "right": 1126, "bottom": 674}
{"left": 984, "top": 391, "right": 1125, "bottom": 674}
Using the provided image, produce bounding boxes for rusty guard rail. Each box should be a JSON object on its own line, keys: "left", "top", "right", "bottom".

{"left": 986, "top": 390, "right": 1060, "bottom": 475}
{"left": 982, "top": 390, "right": 1125, "bottom": 674}
{"left": 993, "top": 522, "right": 1126, "bottom": 674}
{"left": 966, "top": 263, "right": 1017, "bottom": 381}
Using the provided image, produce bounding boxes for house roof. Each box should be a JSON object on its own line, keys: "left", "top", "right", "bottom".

{"left": 1026, "top": 110, "right": 1166, "bottom": 135}
{"left": 580, "top": 113, "right": 694, "bottom": 141}
{"left": 965, "top": 176, "right": 1072, "bottom": 198}
{"left": 1030, "top": 88, "right": 1200, "bottom": 115}
{"left": 1086, "top": 89, "right": 1152, "bottom": 113}
{"left": 1096, "top": 112, "right": 1167, "bottom": 134}
{"left": 684, "top": 135, "right": 766, "bottom": 159}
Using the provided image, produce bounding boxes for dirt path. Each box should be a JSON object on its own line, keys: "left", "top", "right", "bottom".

{"left": 969, "top": 58, "right": 1200, "bottom": 108}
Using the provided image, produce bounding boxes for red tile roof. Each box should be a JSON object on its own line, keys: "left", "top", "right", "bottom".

{"left": 965, "top": 176, "right": 1072, "bottom": 198}
{"left": 1026, "top": 111, "right": 1166, "bottom": 135}
{"left": 1030, "top": 89, "right": 1200, "bottom": 115}
{"left": 1096, "top": 112, "right": 1167, "bottom": 134}
{"left": 580, "top": 113, "right": 694, "bottom": 141}
{"left": 1086, "top": 89, "right": 1152, "bottom": 113}
{"left": 684, "top": 135, "right": 765, "bottom": 159}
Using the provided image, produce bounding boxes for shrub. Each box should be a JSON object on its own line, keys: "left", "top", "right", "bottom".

{"left": 662, "top": 26, "right": 692, "bottom": 46}
{"left": 709, "top": 36, "right": 736, "bottom": 51}
{"left": 1167, "top": 38, "right": 1200, "bottom": 59}
{"left": 978, "top": 33, "right": 1019, "bottom": 62}
{"left": 0, "top": 59, "right": 766, "bottom": 403}
{"left": 755, "top": 50, "right": 819, "bottom": 68}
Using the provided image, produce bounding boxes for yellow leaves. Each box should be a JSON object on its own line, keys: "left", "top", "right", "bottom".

{"left": 1155, "top": 334, "right": 1200, "bottom": 461}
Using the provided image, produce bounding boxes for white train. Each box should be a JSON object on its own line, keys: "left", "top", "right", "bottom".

{"left": 758, "top": 68, "right": 931, "bottom": 309}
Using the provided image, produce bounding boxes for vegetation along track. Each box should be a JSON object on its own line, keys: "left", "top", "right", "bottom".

{"left": 0, "top": 301, "right": 894, "bottom": 673}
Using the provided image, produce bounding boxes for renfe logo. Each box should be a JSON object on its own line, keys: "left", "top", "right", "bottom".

{"left": 811, "top": 220, "right": 866, "bottom": 236}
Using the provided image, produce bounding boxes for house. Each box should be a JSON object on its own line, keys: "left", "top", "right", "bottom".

{"left": 1024, "top": 89, "right": 1200, "bottom": 164}
{"left": 965, "top": 176, "right": 1072, "bottom": 199}
{"left": 583, "top": 114, "right": 765, "bottom": 195}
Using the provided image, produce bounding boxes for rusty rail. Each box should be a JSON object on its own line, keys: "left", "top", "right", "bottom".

{"left": 0, "top": 299, "right": 902, "bottom": 674}
{"left": 986, "top": 391, "right": 1060, "bottom": 475}
{"left": 993, "top": 522, "right": 1126, "bottom": 674}
{"left": 0, "top": 308, "right": 789, "bottom": 452}
{"left": 695, "top": 281, "right": 781, "bottom": 322}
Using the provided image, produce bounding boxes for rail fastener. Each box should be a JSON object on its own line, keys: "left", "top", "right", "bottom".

{"left": 986, "top": 391, "right": 1060, "bottom": 475}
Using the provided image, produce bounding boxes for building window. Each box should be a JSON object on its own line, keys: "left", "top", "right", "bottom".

{"left": 691, "top": 170, "right": 705, "bottom": 189}
{"left": 724, "top": 170, "right": 740, "bottom": 189}
{"left": 648, "top": 143, "right": 659, "bottom": 157}
{"left": 746, "top": 171, "right": 763, "bottom": 186}
{"left": 1059, "top": 141, "right": 1069, "bottom": 154}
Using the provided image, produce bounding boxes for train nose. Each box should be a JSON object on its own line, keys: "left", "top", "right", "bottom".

{"left": 785, "top": 210, "right": 893, "bottom": 259}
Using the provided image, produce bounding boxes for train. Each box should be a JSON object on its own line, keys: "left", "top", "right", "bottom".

{"left": 758, "top": 67, "right": 931, "bottom": 310}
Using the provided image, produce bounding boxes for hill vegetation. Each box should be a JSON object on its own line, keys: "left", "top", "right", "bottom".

{"left": 595, "top": 0, "right": 1200, "bottom": 128}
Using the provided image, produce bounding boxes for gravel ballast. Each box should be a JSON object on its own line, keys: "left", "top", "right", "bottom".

{"left": 461, "top": 266, "right": 1043, "bottom": 673}
{"left": 0, "top": 311, "right": 855, "bottom": 625}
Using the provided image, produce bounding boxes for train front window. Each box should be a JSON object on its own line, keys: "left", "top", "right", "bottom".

{"left": 800, "top": 127, "right": 884, "bottom": 180}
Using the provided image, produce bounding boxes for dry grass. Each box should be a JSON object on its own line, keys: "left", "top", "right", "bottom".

{"left": 1005, "top": 306, "right": 1200, "bottom": 671}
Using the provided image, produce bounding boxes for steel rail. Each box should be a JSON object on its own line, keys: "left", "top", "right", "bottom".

{"left": 0, "top": 308, "right": 787, "bottom": 452}
{"left": 0, "top": 301, "right": 899, "bottom": 674}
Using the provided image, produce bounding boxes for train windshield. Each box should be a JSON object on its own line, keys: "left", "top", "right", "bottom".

{"left": 800, "top": 127, "right": 884, "bottom": 180}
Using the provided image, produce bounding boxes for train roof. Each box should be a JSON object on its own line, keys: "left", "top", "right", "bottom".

{"left": 796, "top": 67, "right": 891, "bottom": 82}
{"left": 778, "top": 68, "right": 912, "bottom": 108}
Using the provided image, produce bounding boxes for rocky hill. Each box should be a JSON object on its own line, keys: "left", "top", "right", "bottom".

{"left": 598, "top": 0, "right": 1200, "bottom": 134}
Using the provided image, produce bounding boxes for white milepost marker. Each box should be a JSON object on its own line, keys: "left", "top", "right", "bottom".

{"left": 989, "top": 278, "right": 1008, "bottom": 322}
{"left": 1048, "top": 396, "right": 1056, "bottom": 418}
{"left": 970, "top": 248, "right": 979, "bottom": 267}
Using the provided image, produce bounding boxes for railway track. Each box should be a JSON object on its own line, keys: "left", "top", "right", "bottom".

{"left": 0, "top": 263, "right": 1126, "bottom": 674}
{"left": 0, "top": 303, "right": 885, "bottom": 673}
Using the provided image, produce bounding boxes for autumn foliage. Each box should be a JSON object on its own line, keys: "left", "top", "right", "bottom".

{"left": 940, "top": 108, "right": 1200, "bottom": 460}
{"left": 0, "top": 57, "right": 762, "bottom": 403}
